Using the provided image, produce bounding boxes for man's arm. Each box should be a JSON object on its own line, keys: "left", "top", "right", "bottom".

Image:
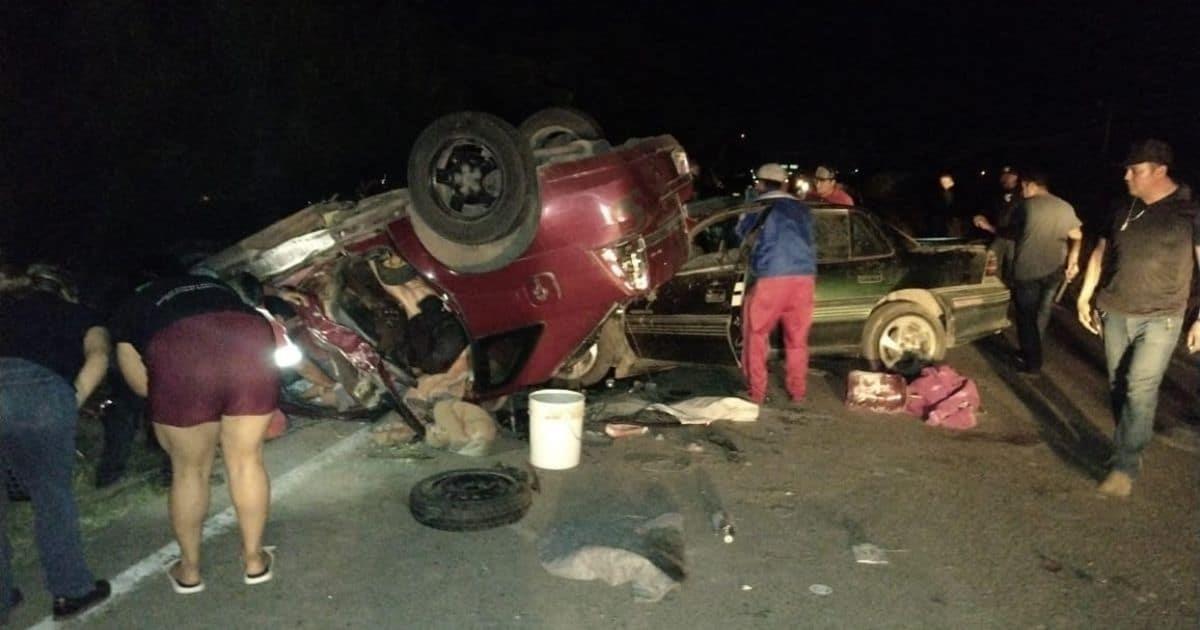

{"left": 1064, "top": 226, "right": 1083, "bottom": 282}
{"left": 1075, "top": 237, "right": 1106, "bottom": 335}
{"left": 74, "top": 326, "right": 111, "bottom": 407}
{"left": 116, "top": 342, "right": 149, "bottom": 398}
{"left": 1187, "top": 244, "right": 1200, "bottom": 352}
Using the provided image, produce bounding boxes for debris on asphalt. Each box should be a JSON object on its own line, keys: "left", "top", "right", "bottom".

{"left": 711, "top": 510, "right": 735, "bottom": 543}
{"left": 628, "top": 453, "right": 691, "bottom": 473}
{"left": 645, "top": 396, "right": 759, "bottom": 425}
{"left": 425, "top": 400, "right": 498, "bottom": 456}
{"left": 370, "top": 411, "right": 418, "bottom": 447}
{"left": 809, "top": 584, "right": 834, "bottom": 596}
{"left": 539, "top": 512, "right": 686, "bottom": 603}
{"left": 741, "top": 584, "right": 753, "bottom": 591}
{"left": 703, "top": 429, "right": 743, "bottom": 463}
{"left": 605, "top": 423, "right": 650, "bottom": 438}
{"left": 852, "top": 543, "right": 889, "bottom": 565}
{"left": 683, "top": 442, "right": 705, "bottom": 453}
{"left": 366, "top": 442, "right": 435, "bottom": 461}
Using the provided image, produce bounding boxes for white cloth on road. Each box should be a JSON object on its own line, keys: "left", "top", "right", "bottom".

{"left": 644, "top": 396, "right": 759, "bottom": 424}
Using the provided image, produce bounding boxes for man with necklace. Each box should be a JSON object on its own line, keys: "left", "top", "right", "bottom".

{"left": 1076, "top": 139, "right": 1200, "bottom": 497}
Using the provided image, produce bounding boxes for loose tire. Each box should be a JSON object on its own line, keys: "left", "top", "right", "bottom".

{"left": 409, "top": 468, "right": 532, "bottom": 531}
{"left": 407, "top": 111, "right": 540, "bottom": 252}
{"left": 518, "top": 107, "right": 605, "bottom": 150}
{"left": 555, "top": 318, "right": 627, "bottom": 387}
{"left": 862, "top": 302, "right": 946, "bottom": 370}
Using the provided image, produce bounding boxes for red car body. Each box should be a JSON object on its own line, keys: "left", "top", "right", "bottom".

{"left": 207, "top": 134, "right": 693, "bottom": 401}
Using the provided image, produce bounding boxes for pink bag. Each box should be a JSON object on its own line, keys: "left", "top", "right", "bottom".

{"left": 845, "top": 370, "right": 908, "bottom": 414}
{"left": 905, "top": 365, "right": 979, "bottom": 430}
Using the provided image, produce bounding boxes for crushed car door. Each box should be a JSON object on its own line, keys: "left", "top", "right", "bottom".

{"left": 625, "top": 212, "right": 745, "bottom": 365}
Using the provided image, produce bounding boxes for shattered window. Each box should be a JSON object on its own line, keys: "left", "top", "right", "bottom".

{"left": 815, "top": 212, "right": 850, "bottom": 262}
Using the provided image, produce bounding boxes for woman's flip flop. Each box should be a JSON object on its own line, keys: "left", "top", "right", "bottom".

{"left": 244, "top": 546, "right": 276, "bottom": 585}
{"left": 166, "top": 562, "right": 205, "bottom": 595}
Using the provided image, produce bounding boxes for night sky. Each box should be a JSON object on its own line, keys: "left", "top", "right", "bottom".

{"left": 3, "top": 1, "right": 1198, "bottom": 270}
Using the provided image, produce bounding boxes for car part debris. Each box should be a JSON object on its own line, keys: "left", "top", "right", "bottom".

{"left": 703, "top": 430, "right": 743, "bottom": 462}
{"left": 539, "top": 513, "right": 685, "bottom": 603}
{"left": 605, "top": 423, "right": 650, "bottom": 438}
{"left": 851, "top": 543, "right": 889, "bottom": 565}
{"left": 409, "top": 467, "right": 532, "bottom": 531}
{"left": 710, "top": 511, "right": 735, "bottom": 543}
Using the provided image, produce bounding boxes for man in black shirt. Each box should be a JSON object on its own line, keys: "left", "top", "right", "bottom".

{"left": 1076, "top": 139, "right": 1200, "bottom": 497}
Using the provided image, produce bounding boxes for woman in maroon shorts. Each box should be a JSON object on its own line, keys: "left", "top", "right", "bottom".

{"left": 113, "top": 275, "right": 279, "bottom": 593}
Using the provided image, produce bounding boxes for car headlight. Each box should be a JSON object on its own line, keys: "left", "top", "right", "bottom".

{"left": 600, "top": 237, "right": 650, "bottom": 292}
{"left": 671, "top": 148, "right": 690, "bottom": 176}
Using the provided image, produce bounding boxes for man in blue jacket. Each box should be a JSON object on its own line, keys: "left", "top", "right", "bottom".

{"left": 736, "top": 163, "right": 817, "bottom": 404}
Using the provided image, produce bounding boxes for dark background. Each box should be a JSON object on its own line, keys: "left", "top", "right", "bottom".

{"left": 3, "top": 1, "right": 1198, "bottom": 271}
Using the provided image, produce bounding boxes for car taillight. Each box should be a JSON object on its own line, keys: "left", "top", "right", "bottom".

{"left": 984, "top": 250, "right": 999, "bottom": 278}
{"left": 671, "top": 148, "right": 690, "bottom": 176}
{"left": 600, "top": 237, "right": 650, "bottom": 292}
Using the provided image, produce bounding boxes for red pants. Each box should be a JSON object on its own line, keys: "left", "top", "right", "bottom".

{"left": 741, "top": 275, "right": 815, "bottom": 402}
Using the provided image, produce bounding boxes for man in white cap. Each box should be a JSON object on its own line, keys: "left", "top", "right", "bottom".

{"left": 813, "top": 165, "right": 854, "bottom": 205}
{"left": 734, "top": 163, "right": 816, "bottom": 404}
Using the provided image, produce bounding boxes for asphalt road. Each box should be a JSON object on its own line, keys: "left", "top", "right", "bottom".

{"left": 5, "top": 305, "right": 1198, "bottom": 629}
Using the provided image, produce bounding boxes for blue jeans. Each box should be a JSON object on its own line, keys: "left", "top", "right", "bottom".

{"left": 0, "top": 358, "right": 97, "bottom": 613}
{"left": 1102, "top": 311, "right": 1183, "bottom": 475}
{"left": 1012, "top": 272, "right": 1061, "bottom": 371}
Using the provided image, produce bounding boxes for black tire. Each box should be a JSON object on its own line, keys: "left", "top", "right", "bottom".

{"left": 409, "top": 468, "right": 532, "bottom": 531}
{"left": 408, "top": 194, "right": 540, "bottom": 274}
{"left": 518, "top": 107, "right": 604, "bottom": 150}
{"left": 407, "top": 111, "right": 539, "bottom": 246}
{"left": 862, "top": 301, "right": 946, "bottom": 370}
{"left": 556, "top": 318, "right": 626, "bottom": 387}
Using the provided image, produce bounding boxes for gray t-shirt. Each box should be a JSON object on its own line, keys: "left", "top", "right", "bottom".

{"left": 1012, "top": 193, "right": 1081, "bottom": 283}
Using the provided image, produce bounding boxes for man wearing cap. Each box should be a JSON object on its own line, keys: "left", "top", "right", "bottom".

{"left": 1075, "top": 139, "right": 1200, "bottom": 497}
{"left": 735, "top": 163, "right": 816, "bottom": 404}
{"left": 973, "top": 166, "right": 1022, "bottom": 279}
{"left": 813, "top": 165, "right": 854, "bottom": 205}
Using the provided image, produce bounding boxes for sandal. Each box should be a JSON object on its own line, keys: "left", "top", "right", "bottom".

{"left": 244, "top": 546, "right": 276, "bottom": 585}
{"left": 166, "top": 563, "right": 205, "bottom": 595}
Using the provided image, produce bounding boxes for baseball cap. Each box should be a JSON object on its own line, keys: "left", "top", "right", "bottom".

{"left": 755, "top": 163, "right": 788, "bottom": 183}
{"left": 814, "top": 165, "right": 836, "bottom": 180}
{"left": 1124, "top": 139, "right": 1173, "bottom": 167}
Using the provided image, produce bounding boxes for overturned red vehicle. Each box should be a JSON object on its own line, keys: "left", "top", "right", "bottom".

{"left": 204, "top": 108, "right": 692, "bottom": 413}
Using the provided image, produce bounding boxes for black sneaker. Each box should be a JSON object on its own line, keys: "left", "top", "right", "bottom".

{"left": 52, "top": 580, "right": 110, "bottom": 620}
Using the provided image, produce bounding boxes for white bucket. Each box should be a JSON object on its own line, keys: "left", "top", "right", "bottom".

{"left": 528, "top": 389, "right": 585, "bottom": 470}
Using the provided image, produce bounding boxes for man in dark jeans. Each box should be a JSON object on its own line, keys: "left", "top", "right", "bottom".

{"left": 977, "top": 170, "right": 1082, "bottom": 374}
{"left": 1076, "top": 139, "right": 1200, "bottom": 497}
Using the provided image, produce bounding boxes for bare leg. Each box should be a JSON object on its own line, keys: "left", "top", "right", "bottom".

{"left": 220, "top": 413, "right": 273, "bottom": 574}
{"left": 154, "top": 422, "right": 221, "bottom": 585}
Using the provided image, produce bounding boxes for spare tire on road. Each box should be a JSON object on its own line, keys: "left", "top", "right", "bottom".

{"left": 409, "top": 467, "right": 532, "bottom": 531}
{"left": 407, "top": 112, "right": 540, "bottom": 271}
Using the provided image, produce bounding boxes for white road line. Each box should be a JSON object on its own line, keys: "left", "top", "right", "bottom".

{"left": 28, "top": 424, "right": 372, "bottom": 629}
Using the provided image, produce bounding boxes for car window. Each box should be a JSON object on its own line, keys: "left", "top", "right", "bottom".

{"left": 850, "top": 211, "right": 892, "bottom": 258}
{"left": 815, "top": 212, "right": 850, "bottom": 262}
